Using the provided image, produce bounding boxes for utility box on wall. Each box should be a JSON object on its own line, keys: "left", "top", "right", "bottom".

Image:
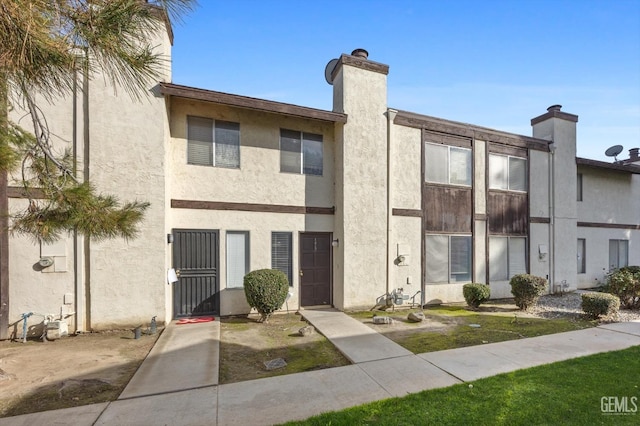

{"left": 397, "top": 244, "right": 410, "bottom": 266}
{"left": 40, "top": 240, "right": 68, "bottom": 273}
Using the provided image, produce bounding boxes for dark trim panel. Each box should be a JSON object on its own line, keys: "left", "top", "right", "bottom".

{"left": 7, "top": 186, "right": 47, "bottom": 199}
{"left": 531, "top": 109, "right": 578, "bottom": 125}
{"left": 488, "top": 143, "right": 528, "bottom": 158}
{"left": 395, "top": 110, "right": 550, "bottom": 152}
{"left": 392, "top": 208, "right": 423, "bottom": 217}
{"left": 424, "top": 131, "right": 471, "bottom": 148}
{"left": 171, "top": 199, "right": 335, "bottom": 215}
{"left": 474, "top": 214, "right": 488, "bottom": 221}
{"left": 336, "top": 54, "right": 390, "bottom": 77}
{"left": 160, "top": 83, "right": 348, "bottom": 124}
{"left": 576, "top": 157, "right": 640, "bottom": 175}
{"left": 530, "top": 217, "right": 551, "bottom": 224}
{"left": 577, "top": 222, "right": 640, "bottom": 230}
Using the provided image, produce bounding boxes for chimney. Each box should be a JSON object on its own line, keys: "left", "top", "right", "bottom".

{"left": 629, "top": 148, "right": 639, "bottom": 161}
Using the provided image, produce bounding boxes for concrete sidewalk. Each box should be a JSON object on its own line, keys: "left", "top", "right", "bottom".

{"left": 2, "top": 315, "right": 639, "bottom": 426}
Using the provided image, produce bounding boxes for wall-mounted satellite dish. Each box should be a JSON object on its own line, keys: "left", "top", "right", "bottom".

{"left": 604, "top": 144, "right": 624, "bottom": 162}
{"left": 324, "top": 58, "right": 339, "bottom": 85}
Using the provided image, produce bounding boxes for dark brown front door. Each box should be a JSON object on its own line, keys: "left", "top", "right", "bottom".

{"left": 300, "top": 233, "right": 332, "bottom": 306}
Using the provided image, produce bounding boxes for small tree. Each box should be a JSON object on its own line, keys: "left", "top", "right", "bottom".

{"left": 463, "top": 283, "right": 490, "bottom": 309}
{"left": 243, "top": 269, "right": 289, "bottom": 323}
{"left": 510, "top": 274, "right": 548, "bottom": 310}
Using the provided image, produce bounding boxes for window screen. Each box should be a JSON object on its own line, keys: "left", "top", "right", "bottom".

{"left": 609, "top": 239, "right": 629, "bottom": 270}
{"left": 450, "top": 236, "right": 472, "bottom": 282}
{"left": 303, "top": 133, "right": 323, "bottom": 176}
{"left": 425, "top": 143, "right": 471, "bottom": 186}
{"left": 272, "top": 232, "right": 293, "bottom": 286}
{"left": 450, "top": 148, "right": 472, "bottom": 186}
{"left": 489, "top": 154, "right": 527, "bottom": 191}
{"left": 215, "top": 121, "right": 240, "bottom": 168}
{"left": 490, "top": 236, "right": 527, "bottom": 280}
{"left": 426, "top": 234, "right": 472, "bottom": 283}
{"left": 187, "top": 116, "right": 213, "bottom": 166}
{"left": 577, "top": 239, "right": 586, "bottom": 273}
{"left": 226, "top": 231, "right": 249, "bottom": 288}
{"left": 508, "top": 157, "right": 527, "bottom": 191}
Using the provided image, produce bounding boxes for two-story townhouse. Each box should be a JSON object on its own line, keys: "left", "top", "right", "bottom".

{"left": 2, "top": 41, "right": 638, "bottom": 338}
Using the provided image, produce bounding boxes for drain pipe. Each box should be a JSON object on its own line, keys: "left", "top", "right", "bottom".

{"left": 548, "top": 143, "right": 556, "bottom": 294}
{"left": 386, "top": 109, "right": 398, "bottom": 298}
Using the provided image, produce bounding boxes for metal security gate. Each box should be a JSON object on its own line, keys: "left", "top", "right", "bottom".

{"left": 172, "top": 229, "right": 219, "bottom": 317}
{"left": 300, "top": 232, "right": 332, "bottom": 306}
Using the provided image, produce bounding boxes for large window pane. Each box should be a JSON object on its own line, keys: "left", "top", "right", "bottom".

{"left": 280, "top": 129, "right": 301, "bottom": 173}
{"left": 450, "top": 148, "right": 472, "bottom": 186}
{"left": 450, "top": 236, "right": 471, "bottom": 282}
{"left": 272, "top": 232, "right": 293, "bottom": 286}
{"left": 425, "top": 143, "right": 448, "bottom": 184}
{"left": 215, "top": 121, "right": 240, "bottom": 168}
{"left": 425, "top": 235, "right": 449, "bottom": 283}
{"left": 227, "top": 232, "right": 249, "bottom": 288}
{"left": 187, "top": 116, "right": 213, "bottom": 166}
{"left": 489, "top": 237, "right": 508, "bottom": 281}
{"left": 489, "top": 154, "right": 508, "bottom": 190}
{"left": 302, "top": 132, "right": 323, "bottom": 176}
{"left": 509, "top": 157, "right": 527, "bottom": 191}
{"left": 508, "top": 237, "right": 527, "bottom": 277}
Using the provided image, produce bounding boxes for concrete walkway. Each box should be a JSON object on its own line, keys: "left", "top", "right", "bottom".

{"left": 2, "top": 315, "right": 640, "bottom": 426}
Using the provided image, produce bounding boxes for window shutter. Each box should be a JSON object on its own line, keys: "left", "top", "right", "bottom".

{"left": 302, "top": 133, "right": 323, "bottom": 176}
{"left": 489, "top": 237, "right": 508, "bottom": 281}
{"left": 226, "top": 232, "right": 249, "bottom": 288}
{"left": 450, "top": 236, "right": 471, "bottom": 282}
{"left": 280, "top": 129, "right": 302, "bottom": 173}
{"left": 425, "top": 143, "right": 448, "bottom": 184}
{"left": 509, "top": 157, "right": 527, "bottom": 191}
{"left": 489, "top": 154, "right": 508, "bottom": 190}
{"left": 187, "top": 116, "right": 213, "bottom": 166}
{"left": 271, "top": 232, "right": 293, "bottom": 286}
{"left": 425, "top": 235, "right": 449, "bottom": 282}
{"left": 449, "top": 148, "right": 471, "bottom": 186}
{"left": 508, "top": 237, "right": 527, "bottom": 277}
{"left": 215, "top": 121, "right": 240, "bottom": 168}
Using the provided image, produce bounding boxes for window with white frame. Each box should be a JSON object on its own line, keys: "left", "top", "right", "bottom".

{"left": 425, "top": 143, "right": 472, "bottom": 186}
{"left": 226, "top": 231, "right": 249, "bottom": 288}
{"left": 425, "top": 234, "right": 472, "bottom": 283}
{"left": 187, "top": 116, "right": 240, "bottom": 168}
{"left": 609, "top": 239, "right": 629, "bottom": 270}
{"left": 489, "top": 236, "right": 527, "bottom": 281}
{"left": 280, "top": 129, "right": 323, "bottom": 175}
{"left": 577, "top": 238, "right": 586, "bottom": 274}
{"left": 489, "top": 154, "right": 527, "bottom": 191}
{"left": 271, "top": 232, "right": 293, "bottom": 286}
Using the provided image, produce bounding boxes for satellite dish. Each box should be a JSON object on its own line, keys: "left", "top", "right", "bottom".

{"left": 605, "top": 145, "right": 624, "bottom": 162}
{"left": 324, "top": 58, "right": 339, "bottom": 85}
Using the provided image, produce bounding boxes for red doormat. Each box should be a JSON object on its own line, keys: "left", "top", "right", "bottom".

{"left": 176, "top": 317, "right": 215, "bottom": 325}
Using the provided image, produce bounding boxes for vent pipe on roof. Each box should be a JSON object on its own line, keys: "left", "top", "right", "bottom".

{"left": 629, "top": 148, "right": 639, "bottom": 161}
{"left": 351, "top": 49, "right": 369, "bottom": 59}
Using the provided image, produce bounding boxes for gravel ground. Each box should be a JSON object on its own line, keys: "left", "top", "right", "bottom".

{"left": 530, "top": 291, "right": 640, "bottom": 322}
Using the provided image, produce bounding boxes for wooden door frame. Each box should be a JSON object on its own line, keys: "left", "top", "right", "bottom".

{"left": 298, "top": 231, "right": 333, "bottom": 307}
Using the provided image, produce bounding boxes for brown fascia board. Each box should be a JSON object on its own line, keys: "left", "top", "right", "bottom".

{"left": 576, "top": 157, "right": 640, "bottom": 174}
{"left": 159, "top": 83, "right": 348, "bottom": 124}
{"left": 394, "top": 110, "right": 551, "bottom": 152}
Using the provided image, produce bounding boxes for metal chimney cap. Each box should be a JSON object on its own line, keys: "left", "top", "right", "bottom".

{"left": 547, "top": 104, "right": 562, "bottom": 112}
{"left": 351, "top": 48, "right": 369, "bottom": 59}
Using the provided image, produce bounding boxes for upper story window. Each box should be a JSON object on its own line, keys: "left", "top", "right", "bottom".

{"left": 280, "top": 129, "right": 323, "bottom": 176}
{"left": 187, "top": 116, "right": 240, "bottom": 168}
{"left": 425, "top": 143, "right": 472, "bottom": 186}
{"left": 489, "top": 154, "right": 527, "bottom": 191}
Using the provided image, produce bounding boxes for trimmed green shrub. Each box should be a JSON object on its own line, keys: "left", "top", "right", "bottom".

{"left": 606, "top": 266, "right": 640, "bottom": 310}
{"left": 510, "top": 274, "right": 548, "bottom": 310}
{"left": 581, "top": 292, "right": 620, "bottom": 319}
{"left": 243, "top": 269, "right": 289, "bottom": 322}
{"left": 463, "top": 283, "right": 490, "bottom": 308}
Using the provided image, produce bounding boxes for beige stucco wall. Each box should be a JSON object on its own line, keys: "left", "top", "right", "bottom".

{"left": 332, "top": 61, "right": 389, "bottom": 309}
{"left": 168, "top": 99, "right": 336, "bottom": 207}
{"left": 6, "top": 22, "right": 173, "bottom": 331}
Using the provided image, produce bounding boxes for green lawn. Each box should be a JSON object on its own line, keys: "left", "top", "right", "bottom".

{"left": 284, "top": 345, "right": 640, "bottom": 425}
{"left": 349, "top": 306, "right": 595, "bottom": 354}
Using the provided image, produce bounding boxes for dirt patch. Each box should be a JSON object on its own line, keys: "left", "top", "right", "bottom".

{"left": 219, "top": 313, "right": 350, "bottom": 384}
{"left": 0, "top": 330, "right": 158, "bottom": 418}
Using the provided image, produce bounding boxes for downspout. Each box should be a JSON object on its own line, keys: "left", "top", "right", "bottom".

{"left": 82, "top": 53, "right": 91, "bottom": 330}
{"left": 72, "top": 70, "right": 85, "bottom": 332}
{"left": 548, "top": 143, "right": 556, "bottom": 294}
{"left": 386, "top": 109, "right": 398, "bottom": 297}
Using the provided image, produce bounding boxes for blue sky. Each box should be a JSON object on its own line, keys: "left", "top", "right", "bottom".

{"left": 171, "top": 0, "right": 640, "bottom": 161}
